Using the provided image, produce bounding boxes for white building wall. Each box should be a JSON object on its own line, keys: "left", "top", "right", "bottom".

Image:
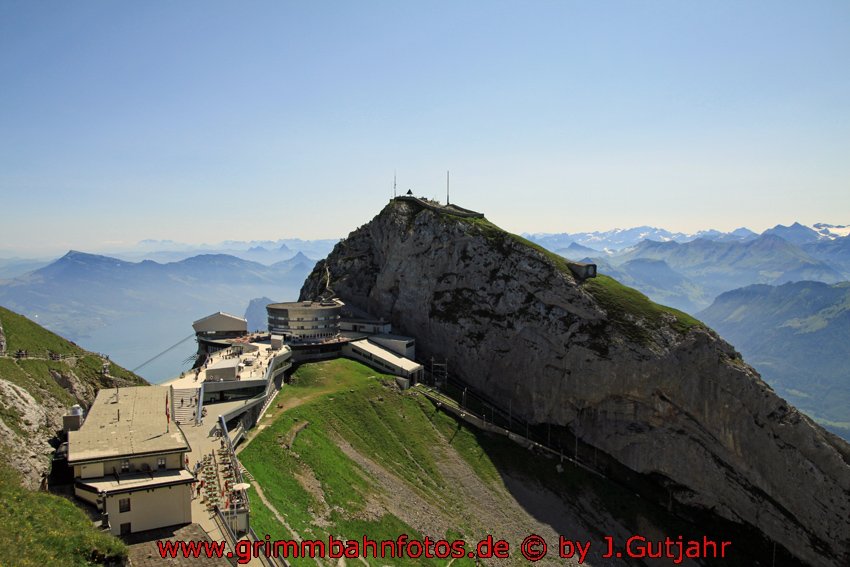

{"left": 341, "top": 342, "right": 423, "bottom": 382}
{"left": 105, "top": 483, "right": 193, "bottom": 535}
{"left": 100, "top": 452, "right": 185, "bottom": 476}
{"left": 78, "top": 461, "right": 104, "bottom": 479}
{"left": 369, "top": 336, "right": 415, "bottom": 359}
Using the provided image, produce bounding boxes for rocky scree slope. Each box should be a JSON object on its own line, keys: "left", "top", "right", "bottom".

{"left": 0, "top": 306, "right": 147, "bottom": 488}
{"left": 300, "top": 200, "right": 850, "bottom": 566}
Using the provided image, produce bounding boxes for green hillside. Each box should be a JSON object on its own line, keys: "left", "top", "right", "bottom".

{"left": 0, "top": 306, "right": 145, "bottom": 399}
{"left": 0, "top": 459, "right": 127, "bottom": 566}
{"left": 0, "top": 305, "right": 144, "bottom": 566}
{"left": 241, "top": 359, "right": 763, "bottom": 567}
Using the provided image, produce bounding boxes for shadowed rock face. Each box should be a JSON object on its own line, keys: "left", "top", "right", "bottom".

{"left": 300, "top": 199, "right": 850, "bottom": 566}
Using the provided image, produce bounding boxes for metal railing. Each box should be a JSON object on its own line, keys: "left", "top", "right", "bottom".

{"left": 212, "top": 506, "right": 239, "bottom": 566}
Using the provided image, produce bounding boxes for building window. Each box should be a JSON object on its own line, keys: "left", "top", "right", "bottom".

{"left": 119, "top": 498, "right": 131, "bottom": 513}
{"left": 120, "top": 522, "right": 131, "bottom": 535}
{"left": 120, "top": 460, "right": 130, "bottom": 473}
{"left": 157, "top": 457, "right": 166, "bottom": 470}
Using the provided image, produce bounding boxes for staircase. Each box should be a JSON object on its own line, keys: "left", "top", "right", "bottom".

{"left": 173, "top": 387, "right": 199, "bottom": 424}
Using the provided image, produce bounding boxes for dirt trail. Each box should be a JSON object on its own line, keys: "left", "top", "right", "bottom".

{"left": 241, "top": 377, "right": 632, "bottom": 566}
{"left": 282, "top": 420, "right": 310, "bottom": 449}
{"left": 251, "top": 481, "right": 302, "bottom": 541}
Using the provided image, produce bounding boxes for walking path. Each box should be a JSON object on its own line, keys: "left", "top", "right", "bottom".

{"left": 156, "top": 335, "right": 284, "bottom": 567}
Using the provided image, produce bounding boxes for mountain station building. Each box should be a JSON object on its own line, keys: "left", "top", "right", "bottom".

{"left": 67, "top": 386, "right": 194, "bottom": 536}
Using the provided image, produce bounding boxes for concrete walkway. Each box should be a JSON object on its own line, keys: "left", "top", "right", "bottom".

{"left": 156, "top": 336, "right": 283, "bottom": 566}
{"left": 161, "top": 339, "right": 276, "bottom": 391}
{"left": 177, "top": 408, "right": 266, "bottom": 567}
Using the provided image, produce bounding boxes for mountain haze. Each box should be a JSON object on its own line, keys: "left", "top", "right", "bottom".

{"left": 699, "top": 281, "right": 850, "bottom": 439}
{"left": 0, "top": 251, "right": 317, "bottom": 381}
{"left": 612, "top": 235, "right": 843, "bottom": 294}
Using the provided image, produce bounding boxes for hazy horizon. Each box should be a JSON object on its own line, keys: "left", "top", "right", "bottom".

{"left": 2, "top": 1, "right": 848, "bottom": 256}
{"left": 2, "top": 217, "right": 848, "bottom": 259}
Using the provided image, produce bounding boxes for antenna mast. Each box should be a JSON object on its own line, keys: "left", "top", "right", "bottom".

{"left": 393, "top": 170, "right": 397, "bottom": 198}
{"left": 446, "top": 170, "right": 450, "bottom": 205}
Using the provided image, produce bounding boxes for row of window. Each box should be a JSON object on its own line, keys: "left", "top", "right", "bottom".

{"left": 119, "top": 457, "right": 166, "bottom": 473}
{"left": 270, "top": 323, "right": 337, "bottom": 330}
{"left": 270, "top": 325, "right": 337, "bottom": 332}
{"left": 268, "top": 315, "right": 340, "bottom": 323}
{"left": 351, "top": 347, "right": 405, "bottom": 375}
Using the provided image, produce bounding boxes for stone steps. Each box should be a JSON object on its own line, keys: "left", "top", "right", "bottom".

{"left": 172, "top": 387, "right": 199, "bottom": 424}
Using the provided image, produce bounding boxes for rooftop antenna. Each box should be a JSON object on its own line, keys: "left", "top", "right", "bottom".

{"left": 446, "top": 170, "right": 450, "bottom": 205}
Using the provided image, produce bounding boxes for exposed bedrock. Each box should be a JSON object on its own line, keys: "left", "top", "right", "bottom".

{"left": 301, "top": 200, "right": 850, "bottom": 566}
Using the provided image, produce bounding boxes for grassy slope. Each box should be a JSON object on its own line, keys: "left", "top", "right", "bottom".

{"left": 242, "top": 359, "right": 761, "bottom": 566}
{"left": 0, "top": 458, "right": 127, "bottom": 566}
{"left": 241, "top": 359, "right": 473, "bottom": 567}
{"left": 0, "top": 306, "right": 146, "bottom": 405}
{"left": 1, "top": 305, "right": 87, "bottom": 356}
{"left": 0, "top": 305, "right": 141, "bottom": 566}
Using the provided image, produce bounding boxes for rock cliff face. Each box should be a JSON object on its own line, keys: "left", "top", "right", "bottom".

{"left": 301, "top": 199, "right": 850, "bottom": 566}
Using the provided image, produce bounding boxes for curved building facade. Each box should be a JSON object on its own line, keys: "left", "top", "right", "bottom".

{"left": 266, "top": 299, "right": 343, "bottom": 340}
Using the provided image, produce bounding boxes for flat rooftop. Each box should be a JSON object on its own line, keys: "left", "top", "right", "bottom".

{"left": 207, "top": 357, "right": 241, "bottom": 370}
{"left": 268, "top": 299, "right": 344, "bottom": 309}
{"left": 69, "top": 386, "right": 190, "bottom": 464}
{"left": 78, "top": 469, "right": 194, "bottom": 494}
{"left": 372, "top": 333, "right": 415, "bottom": 342}
{"left": 350, "top": 339, "right": 422, "bottom": 372}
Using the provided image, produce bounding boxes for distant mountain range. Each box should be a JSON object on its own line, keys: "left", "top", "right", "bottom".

{"left": 116, "top": 238, "right": 338, "bottom": 265}
{"left": 526, "top": 223, "right": 850, "bottom": 314}
{"left": 2, "top": 219, "right": 847, "bottom": 414}
{"left": 525, "top": 221, "right": 849, "bottom": 252}
{"left": 529, "top": 221, "right": 850, "bottom": 444}
{"left": 0, "top": 238, "right": 338, "bottom": 281}
{"left": 699, "top": 281, "right": 850, "bottom": 439}
{"left": 0, "top": 251, "right": 317, "bottom": 382}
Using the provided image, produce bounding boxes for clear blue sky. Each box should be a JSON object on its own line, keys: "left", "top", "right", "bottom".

{"left": 1, "top": 1, "right": 848, "bottom": 256}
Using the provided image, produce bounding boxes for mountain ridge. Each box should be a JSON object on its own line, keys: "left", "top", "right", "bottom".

{"left": 300, "top": 199, "right": 850, "bottom": 566}
{"left": 526, "top": 221, "right": 848, "bottom": 253}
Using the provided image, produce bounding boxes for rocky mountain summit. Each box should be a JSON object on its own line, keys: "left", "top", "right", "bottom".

{"left": 301, "top": 198, "right": 850, "bottom": 566}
